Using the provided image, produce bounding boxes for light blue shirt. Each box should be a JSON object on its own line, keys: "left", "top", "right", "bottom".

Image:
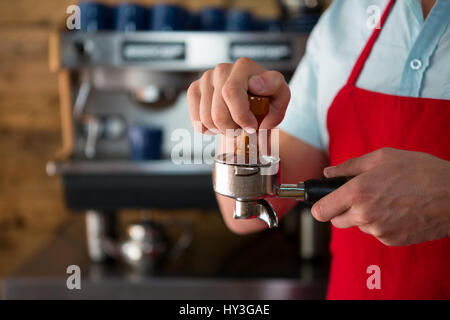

{"left": 279, "top": 0, "right": 450, "bottom": 152}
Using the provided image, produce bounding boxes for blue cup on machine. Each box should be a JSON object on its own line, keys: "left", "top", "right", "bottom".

{"left": 148, "top": 4, "right": 191, "bottom": 31}
{"left": 128, "top": 125, "right": 163, "bottom": 161}
{"left": 225, "top": 10, "right": 255, "bottom": 31}
{"left": 79, "top": 2, "right": 113, "bottom": 32}
{"left": 187, "top": 13, "right": 200, "bottom": 30}
{"left": 198, "top": 7, "right": 226, "bottom": 31}
{"left": 114, "top": 3, "right": 148, "bottom": 31}
{"left": 255, "top": 19, "right": 281, "bottom": 32}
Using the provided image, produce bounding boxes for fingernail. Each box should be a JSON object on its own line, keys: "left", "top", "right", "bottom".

{"left": 204, "top": 128, "right": 219, "bottom": 136}
{"left": 323, "top": 166, "right": 335, "bottom": 177}
{"left": 245, "top": 127, "right": 256, "bottom": 134}
{"left": 249, "top": 75, "right": 265, "bottom": 92}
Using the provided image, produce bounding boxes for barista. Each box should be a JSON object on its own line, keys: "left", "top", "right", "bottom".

{"left": 187, "top": 0, "right": 450, "bottom": 299}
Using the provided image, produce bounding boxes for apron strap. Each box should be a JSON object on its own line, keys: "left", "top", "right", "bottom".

{"left": 347, "top": 0, "right": 396, "bottom": 86}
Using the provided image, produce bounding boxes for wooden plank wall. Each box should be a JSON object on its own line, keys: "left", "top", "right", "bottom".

{"left": 0, "top": 0, "right": 280, "bottom": 288}
{"left": 0, "top": 1, "right": 67, "bottom": 283}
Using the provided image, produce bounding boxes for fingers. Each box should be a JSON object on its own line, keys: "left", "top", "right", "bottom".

{"left": 222, "top": 58, "right": 265, "bottom": 132}
{"left": 330, "top": 208, "right": 372, "bottom": 229}
{"left": 311, "top": 176, "right": 364, "bottom": 222}
{"left": 199, "top": 70, "right": 218, "bottom": 135}
{"left": 323, "top": 148, "right": 394, "bottom": 178}
{"left": 187, "top": 80, "right": 207, "bottom": 133}
{"left": 311, "top": 183, "right": 352, "bottom": 222}
{"left": 311, "top": 176, "right": 375, "bottom": 232}
{"left": 330, "top": 211, "right": 354, "bottom": 229}
{"left": 187, "top": 57, "right": 292, "bottom": 136}
{"left": 211, "top": 64, "right": 239, "bottom": 134}
{"left": 249, "top": 71, "right": 290, "bottom": 130}
{"left": 323, "top": 156, "right": 370, "bottom": 178}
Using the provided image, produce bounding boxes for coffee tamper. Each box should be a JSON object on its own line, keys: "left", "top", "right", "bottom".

{"left": 212, "top": 94, "right": 349, "bottom": 228}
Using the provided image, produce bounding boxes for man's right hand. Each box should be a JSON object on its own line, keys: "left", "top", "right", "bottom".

{"left": 187, "top": 57, "right": 291, "bottom": 135}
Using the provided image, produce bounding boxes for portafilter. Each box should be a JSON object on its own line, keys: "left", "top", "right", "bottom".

{"left": 212, "top": 94, "right": 349, "bottom": 228}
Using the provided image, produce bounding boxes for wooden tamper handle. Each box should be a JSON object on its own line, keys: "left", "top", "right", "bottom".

{"left": 235, "top": 94, "right": 270, "bottom": 163}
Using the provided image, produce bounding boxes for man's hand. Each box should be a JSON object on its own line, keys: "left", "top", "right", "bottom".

{"left": 187, "top": 58, "right": 290, "bottom": 134}
{"left": 311, "top": 148, "right": 450, "bottom": 246}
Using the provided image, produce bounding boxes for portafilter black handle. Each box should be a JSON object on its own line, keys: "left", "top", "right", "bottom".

{"left": 303, "top": 176, "right": 350, "bottom": 205}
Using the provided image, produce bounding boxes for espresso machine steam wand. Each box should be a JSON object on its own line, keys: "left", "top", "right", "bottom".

{"left": 212, "top": 95, "right": 349, "bottom": 228}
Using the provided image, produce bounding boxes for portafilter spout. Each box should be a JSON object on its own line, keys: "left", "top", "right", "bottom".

{"left": 234, "top": 200, "right": 278, "bottom": 228}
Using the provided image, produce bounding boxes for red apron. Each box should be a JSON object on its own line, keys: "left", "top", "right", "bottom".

{"left": 326, "top": 0, "right": 450, "bottom": 299}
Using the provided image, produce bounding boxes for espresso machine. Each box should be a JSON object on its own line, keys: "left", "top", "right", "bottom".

{"left": 47, "top": 2, "right": 311, "bottom": 269}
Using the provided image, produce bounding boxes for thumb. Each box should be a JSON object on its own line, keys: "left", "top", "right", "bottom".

{"left": 248, "top": 71, "right": 284, "bottom": 96}
{"left": 248, "top": 71, "right": 290, "bottom": 129}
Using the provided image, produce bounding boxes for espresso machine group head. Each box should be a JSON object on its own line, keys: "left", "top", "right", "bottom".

{"left": 212, "top": 95, "right": 349, "bottom": 228}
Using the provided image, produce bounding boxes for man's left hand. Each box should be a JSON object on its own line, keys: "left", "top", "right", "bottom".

{"left": 311, "top": 148, "right": 450, "bottom": 246}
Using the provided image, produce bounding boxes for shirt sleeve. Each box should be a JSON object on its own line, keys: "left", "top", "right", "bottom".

{"left": 278, "top": 10, "right": 327, "bottom": 151}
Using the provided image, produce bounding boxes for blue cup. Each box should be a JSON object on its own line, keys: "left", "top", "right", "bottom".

{"left": 148, "top": 4, "right": 190, "bottom": 31}
{"left": 255, "top": 19, "right": 281, "bottom": 32}
{"left": 79, "top": 2, "right": 113, "bottom": 32}
{"left": 225, "top": 10, "right": 254, "bottom": 31}
{"left": 198, "top": 7, "right": 226, "bottom": 31}
{"left": 187, "top": 13, "right": 200, "bottom": 30}
{"left": 128, "top": 126, "right": 163, "bottom": 161}
{"left": 114, "top": 4, "right": 148, "bottom": 31}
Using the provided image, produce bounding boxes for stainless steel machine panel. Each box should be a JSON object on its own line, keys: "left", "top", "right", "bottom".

{"left": 60, "top": 31, "right": 308, "bottom": 71}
